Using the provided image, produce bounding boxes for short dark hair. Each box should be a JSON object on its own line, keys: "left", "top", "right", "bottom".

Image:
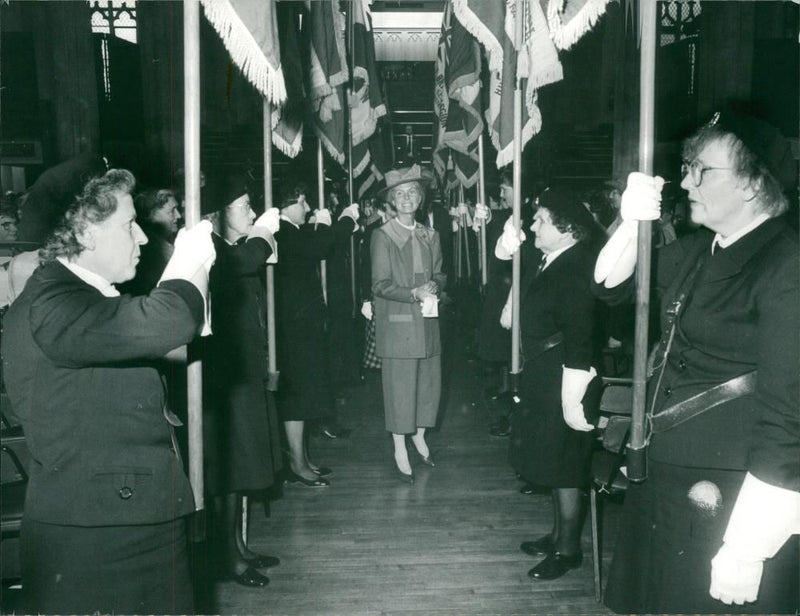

{"left": 40, "top": 169, "right": 136, "bottom": 262}
{"left": 536, "top": 185, "right": 598, "bottom": 244}
{"left": 135, "top": 189, "right": 176, "bottom": 221}
{"left": 276, "top": 181, "right": 309, "bottom": 210}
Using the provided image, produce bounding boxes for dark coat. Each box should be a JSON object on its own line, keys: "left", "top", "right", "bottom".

{"left": 595, "top": 218, "right": 800, "bottom": 487}
{"left": 204, "top": 233, "right": 282, "bottom": 495}
{"left": 274, "top": 217, "right": 355, "bottom": 420}
{"left": 477, "top": 210, "right": 512, "bottom": 362}
{"left": 510, "top": 242, "right": 600, "bottom": 487}
{"left": 598, "top": 217, "right": 800, "bottom": 613}
{"left": 1, "top": 261, "right": 203, "bottom": 526}
{"left": 371, "top": 219, "right": 446, "bottom": 359}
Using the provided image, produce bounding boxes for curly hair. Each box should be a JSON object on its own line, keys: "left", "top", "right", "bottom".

{"left": 135, "top": 188, "right": 176, "bottom": 223}
{"left": 40, "top": 169, "right": 136, "bottom": 262}
{"left": 682, "top": 125, "right": 789, "bottom": 217}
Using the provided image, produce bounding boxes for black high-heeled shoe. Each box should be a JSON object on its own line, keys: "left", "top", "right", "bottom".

{"left": 412, "top": 449, "right": 435, "bottom": 467}
{"left": 231, "top": 566, "right": 270, "bottom": 587}
{"left": 396, "top": 466, "right": 415, "bottom": 484}
{"left": 311, "top": 465, "right": 333, "bottom": 478}
{"left": 244, "top": 553, "right": 281, "bottom": 569}
{"left": 284, "top": 469, "right": 330, "bottom": 487}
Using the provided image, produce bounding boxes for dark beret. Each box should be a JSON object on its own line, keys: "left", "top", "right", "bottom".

{"left": 201, "top": 172, "right": 251, "bottom": 216}
{"left": 536, "top": 184, "right": 597, "bottom": 232}
{"left": 712, "top": 108, "right": 796, "bottom": 192}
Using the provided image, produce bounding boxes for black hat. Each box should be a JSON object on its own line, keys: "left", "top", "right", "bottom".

{"left": 201, "top": 172, "right": 250, "bottom": 216}
{"left": 536, "top": 185, "right": 598, "bottom": 234}
{"left": 710, "top": 108, "right": 796, "bottom": 192}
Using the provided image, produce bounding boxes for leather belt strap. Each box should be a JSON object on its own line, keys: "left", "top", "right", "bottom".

{"left": 650, "top": 371, "right": 757, "bottom": 433}
{"left": 525, "top": 331, "right": 564, "bottom": 357}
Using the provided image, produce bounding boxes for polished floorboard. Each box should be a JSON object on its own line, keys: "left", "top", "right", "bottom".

{"left": 208, "top": 313, "right": 622, "bottom": 615}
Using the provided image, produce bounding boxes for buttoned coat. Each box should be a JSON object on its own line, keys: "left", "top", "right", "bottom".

{"left": 371, "top": 219, "right": 446, "bottom": 359}
{"left": 274, "top": 217, "right": 355, "bottom": 419}
{"left": 205, "top": 233, "right": 282, "bottom": 495}
{"left": 1, "top": 261, "right": 204, "bottom": 526}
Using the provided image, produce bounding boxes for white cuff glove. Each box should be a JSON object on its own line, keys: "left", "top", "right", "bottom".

{"left": 709, "top": 473, "right": 800, "bottom": 605}
{"left": 450, "top": 206, "right": 459, "bottom": 233}
{"left": 360, "top": 300, "right": 373, "bottom": 320}
{"left": 561, "top": 366, "right": 597, "bottom": 432}
{"left": 496, "top": 216, "right": 526, "bottom": 260}
{"left": 252, "top": 208, "right": 280, "bottom": 235}
{"left": 499, "top": 288, "right": 512, "bottom": 330}
{"left": 311, "top": 208, "right": 332, "bottom": 226}
{"left": 160, "top": 220, "right": 216, "bottom": 281}
{"left": 339, "top": 203, "right": 360, "bottom": 223}
{"left": 620, "top": 171, "right": 664, "bottom": 222}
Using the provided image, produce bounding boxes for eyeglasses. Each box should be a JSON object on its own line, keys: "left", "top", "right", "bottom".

{"left": 681, "top": 159, "right": 734, "bottom": 187}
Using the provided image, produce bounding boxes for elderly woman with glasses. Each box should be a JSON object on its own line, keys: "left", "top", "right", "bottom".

{"left": 371, "top": 165, "right": 446, "bottom": 484}
{"left": 594, "top": 108, "right": 799, "bottom": 614}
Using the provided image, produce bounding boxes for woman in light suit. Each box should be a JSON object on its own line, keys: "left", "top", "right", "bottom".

{"left": 371, "top": 165, "right": 446, "bottom": 483}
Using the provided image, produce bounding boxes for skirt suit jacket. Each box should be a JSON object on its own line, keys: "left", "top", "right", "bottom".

{"left": 205, "top": 233, "right": 282, "bottom": 495}
{"left": 274, "top": 217, "right": 356, "bottom": 420}
{"left": 509, "top": 242, "right": 600, "bottom": 487}
{"left": 2, "top": 260, "right": 204, "bottom": 526}
{"left": 371, "top": 219, "right": 446, "bottom": 360}
{"left": 596, "top": 218, "right": 800, "bottom": 612}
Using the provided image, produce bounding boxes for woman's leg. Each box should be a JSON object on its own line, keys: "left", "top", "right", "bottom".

{"left": 553, "top": 487, "right": 584, "bottom": 555}
{"left": 410, "top": 427, "right": 429, "bottom": 458}
{"left": 283, "top": 420, "right": 316, "bottom": 480}
{"left": 392, "top": 433, "right": 412, "bottom": 475}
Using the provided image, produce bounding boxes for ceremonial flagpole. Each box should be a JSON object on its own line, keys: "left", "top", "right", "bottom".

{"left": 509, "top": 0, "right": 524, "bottom": 381}
{"left": 627, "top": 0, "right": 657, "bottom": 482}
{"left": 318, "top": 140, "right": 328, "bottom": 304}
{"left": 183, "top": 0, "right": 204, "bottom": 515}
{"left": 478, "top": 134, "right": 487, "bottom": 287}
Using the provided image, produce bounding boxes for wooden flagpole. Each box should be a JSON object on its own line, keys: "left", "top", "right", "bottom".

{"left": 509, "top": 0, "right": 523, "bottom": 379}
{"left": 347, "top": 1, "right": 357, "bottom": 317}
{"left": 627, "top": 0, "right": 657, "bottom": 482}
{"left": 318, "top": 140, "right": 328, "bottom": 304}
{"left": 183, "top": 0, "right": 204, "bottom": 514}
{"left": 478, "top": 134, "right": 488, "bottom": 287}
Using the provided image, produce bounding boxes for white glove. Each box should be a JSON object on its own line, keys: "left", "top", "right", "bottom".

{"left": 499, "top": 288, "right": 512, "bottom": 330}
{"left": 161, "top": 220, "right": 216, "bottom": 281}
{"left": 620, "top": 172, "right": 664, "bottom": 222}
{"left": 252, "top": 208, "right": 280, "bottom": 235}
{"left": 450, "top": 206, "right": 459, "bottom": 233}
{"left": 709, "top": 473, "right": 800, "bottom": 605}
{"left": 457, "top": 202, "right": 470, "bottom": 215}
{"left": 496, "top": 216, "right": 526, "bottom": 259}
{"left": 360, "top": 300, "right": 373, "bottom": 320}
{"left": 561, "top": 366, "right": 597, "bottom": 432}
{"left": 310, "top": 208, "right": 332, "bottom": 226}
{"left": 474, "top": 203, "right": 491, "bottom": 221}
{"left": 339, "top": 203, "right": 360, "bottom": 223}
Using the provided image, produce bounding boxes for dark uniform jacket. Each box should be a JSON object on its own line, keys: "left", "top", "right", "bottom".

{"left": 1, "top": 260, "right": 204, "bottom": 526}
{"left": 594, "top": 218, "right": 799, "bottom": 491}
{"left": 205, "top": 233, "right": 282, "bottom": 494}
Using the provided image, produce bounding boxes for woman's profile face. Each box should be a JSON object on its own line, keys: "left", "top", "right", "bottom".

{"left": 531, "top": 207, "right": 572, "bottom": 254}
{"left": 224, "top": 194, "right": 256, "bottom": 240}
{"left": 389, "top": 181, "right": 423, "bottom": 216}
{"left": 150, "top": 196, "right": 182, "bottom": 235}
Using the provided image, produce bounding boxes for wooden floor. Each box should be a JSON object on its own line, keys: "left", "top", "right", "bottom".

{"left": 208, "top": 309, "right": 623, "bottom": 615}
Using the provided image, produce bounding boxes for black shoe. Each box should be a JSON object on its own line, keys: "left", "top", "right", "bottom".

{"left": 527, "top": 551, "right": 583, "bottom": 580}
{"left": 320, "top": 425, "right": 352, "bottom": 439}
{"left": 520, "top": 535, "right": 554, "bottom": 557}
{"left": 284, "top": 469, "right": 330, "bottom": 487}
{"left": 231, "top": 566, "right": 270, "bottom": 587}
{"left": 396, "top": 467, "right": 415, "bottom": 484}
{"left": 413, "top": 449, "right": 435, "bottom": 467}
{"left": 245, "top": 554, "right": 280, "bottom": 569}
{"left": 519, "top": 482, "right": 535, "bottom": 495}
{"left": 489, "top": 417, "right": 511, "bottom": 437}
{"left": 312, "top": 466, "right": 333, "bottom": 477}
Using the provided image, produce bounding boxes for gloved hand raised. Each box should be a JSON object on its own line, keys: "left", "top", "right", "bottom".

{"left": 360, "top": 300, "right": 373, "bottom": 320}
{"left": 310, "top": 208, "right": 332, "bottom": 226}
{"left": 561, "top": 366, "right": 597, "bottom": 432}
{"left": 474, "top": 203, "right": 491, "bottom": 222}
{"left": 251, "top": 208, "right": 280, "bottom": 235}
{"left": 161, "top": 220, "right": 216, "bottom": 282}
{"left": 339, "top": 203, "right": 360, "bottom": 223}
{"left": 621, "top": 172, "right": 665, "bottom": 223}
{"left": 495, "top": 216, "right": 526, "bottom": 260}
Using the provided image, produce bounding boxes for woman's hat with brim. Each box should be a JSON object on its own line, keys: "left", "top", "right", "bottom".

{"left": 201, "top": 172, "right": 250, "bottom": 216}
{"left": 379, "top": 164, "right": 434, "bottom": 196}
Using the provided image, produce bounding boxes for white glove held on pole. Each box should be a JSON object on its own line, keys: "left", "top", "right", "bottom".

{"left": 339, "top": 203, "right": 360, "bottom": 223}
{"left": 709, "top": 473, "right": 800, "bottom": 605}
{"left": 499, "top": 287, "right": 513, "bottom": 330}
{"left": 561, "top": 366, "right": 597, "bottom": 432}
{"left": 360, "top": 300, "right": 373, "bottom": 321}
{"left": 310, "top": 208, "right": 332, "bottom": 226}
{"left": 472, "top": 203, "right": 491, "bottom": 232}
{"left": 158, "top": 220, "right": 216, "bottom": 336}
{"left": 252, "top": 208, "right": 281, "bottom": 235}
{"left": 594, "top": 172, "right": 664, "bottom": 288}
{"left": 495, "top": 216, "right": 526, "bottom": 260}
